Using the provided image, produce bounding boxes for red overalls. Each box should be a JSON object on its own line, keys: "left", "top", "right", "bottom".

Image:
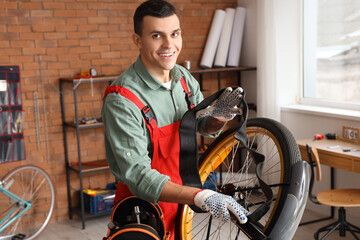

{"left": 103, "top": 78, "right": 194, "bottom": 240}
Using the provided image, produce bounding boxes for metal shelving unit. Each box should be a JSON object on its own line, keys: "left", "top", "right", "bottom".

{"left": 60, "top": 76, "right": 116, "bottom": 229}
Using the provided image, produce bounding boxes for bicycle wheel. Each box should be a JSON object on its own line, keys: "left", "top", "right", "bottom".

{"left": 0, "top": 165, "right": 55, "bottom": 240}
{"left": 178, "top": 117, "right": 302, "bottom": 239}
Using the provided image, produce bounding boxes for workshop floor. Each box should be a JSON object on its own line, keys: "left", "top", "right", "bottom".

{"left": 37, "top": 209, "right": 353, "bottom": 239}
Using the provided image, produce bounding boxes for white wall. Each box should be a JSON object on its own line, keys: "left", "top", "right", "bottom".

{"left": 239, "top": 0, "right": 360, "bottom": 223}
{"left": 237, "top": 0, "right": 257, "bottom": 106}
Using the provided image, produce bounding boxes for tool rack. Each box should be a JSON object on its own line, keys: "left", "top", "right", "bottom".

{"left": 0, "top": 66, "right": 24, "bottom": 164}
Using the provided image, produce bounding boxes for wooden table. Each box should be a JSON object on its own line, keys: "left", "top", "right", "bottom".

{"left": 297, "top": 138, "right": 360, "bottom": 173}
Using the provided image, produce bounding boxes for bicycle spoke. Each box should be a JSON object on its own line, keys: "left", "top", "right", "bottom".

{"left": 179, "top": 118, "right": 300, "bottom": 239}
{"left": 1, "top": 166, "right": 54, "bottom": 240}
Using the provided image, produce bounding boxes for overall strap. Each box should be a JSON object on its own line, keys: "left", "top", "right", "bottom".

{"left": 104, "top": 86, "right": 138, "bottom": 106}
{"left": 103, "top": 85, "right": 156, "bottom": 126}
{"left": 180, "top": 77, "right": 195, "bottom": 109}
{"left": 103, "top": 85, "right": 159, "bottom": 152}
{"left": 103, "top": 78, "right": 194, "bottom": 142}
{"left": 103, "top": 77, "right": 194, "bottom": 126}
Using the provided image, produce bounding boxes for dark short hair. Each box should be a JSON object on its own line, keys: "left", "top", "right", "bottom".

{"left": 133, "top": 0, "right": 178, "bottom": 35}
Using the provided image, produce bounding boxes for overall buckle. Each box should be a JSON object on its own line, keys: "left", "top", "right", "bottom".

{"left": 185, "top": 92, "right": 194, "bottom": 109}
{"left": 141, "top": 106, "right": 154, "bottom": 124}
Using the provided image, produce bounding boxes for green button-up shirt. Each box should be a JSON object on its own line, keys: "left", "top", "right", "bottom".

{"left": 102, "top": 57, "right": 210, "bottom": 203}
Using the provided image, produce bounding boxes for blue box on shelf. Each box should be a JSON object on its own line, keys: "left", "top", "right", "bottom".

{"left": 81, "top": 189, "right": 116, "bottom": 215}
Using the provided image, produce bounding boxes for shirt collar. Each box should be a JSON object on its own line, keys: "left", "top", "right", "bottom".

{"left": 133, "top": 56, "right": 183, "bottom": 90}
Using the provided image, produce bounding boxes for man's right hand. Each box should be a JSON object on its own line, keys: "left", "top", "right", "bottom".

{"left": 194, "top": 189, "right": 249, "bottom": 224}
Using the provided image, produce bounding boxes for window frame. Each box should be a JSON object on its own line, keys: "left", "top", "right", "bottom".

{"left": 301, "top": 0, "right": 360, "bottom": 111}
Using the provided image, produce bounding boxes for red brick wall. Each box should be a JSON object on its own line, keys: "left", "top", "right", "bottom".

{"left": 0, "top": 0, "right": 238, "bottom": 223}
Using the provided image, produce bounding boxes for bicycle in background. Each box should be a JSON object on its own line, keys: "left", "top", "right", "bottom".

{"left": 0, "top": 165, "right": 55, "bottom": 240}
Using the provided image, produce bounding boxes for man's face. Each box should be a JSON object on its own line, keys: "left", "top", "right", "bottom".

{"left": 133, "top": 14, "right": 182, "bottom": 80}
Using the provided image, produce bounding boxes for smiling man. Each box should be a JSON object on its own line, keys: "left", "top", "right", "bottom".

{"left": 102, "top": 0, "right": 248, "bottom": 239}
{"left": 133, "top": 12, "right": 181, "bottom": 82}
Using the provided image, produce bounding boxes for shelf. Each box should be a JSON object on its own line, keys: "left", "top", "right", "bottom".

{"left": 69, "top": 160, "right": 109, "bottom": 174}
{"left": 64, "top": 122, "right": 104, "bottom": 129}
{"left": 189, "top": 66, "right": 257, "bottom": 92}
{"left": 72, "top": 207, "right": 112, "bottom": 219}
{"left": 60, "top": 75, "right": 118, "bottom": 83}
{"left": 190, "top": 66, "right": 256, "bottom": 75}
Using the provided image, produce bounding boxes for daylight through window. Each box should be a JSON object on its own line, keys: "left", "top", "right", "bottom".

{"left": 303, "top": 0, "right": 360, "bottom": 109}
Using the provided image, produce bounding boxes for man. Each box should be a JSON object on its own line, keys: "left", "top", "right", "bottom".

{"left": 102, "top": 0, "right": 248, "bottom": 238}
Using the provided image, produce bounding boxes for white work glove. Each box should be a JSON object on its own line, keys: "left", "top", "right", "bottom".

{"left": 194, "top": 189, "right": 249, "bottom": 224}
{"left": 196, "top": 87, "right": 243, "bottom": 121}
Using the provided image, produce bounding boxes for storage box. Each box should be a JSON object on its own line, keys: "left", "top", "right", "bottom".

{"left": 81, "top": 189, "right": 116, "bottom": 215}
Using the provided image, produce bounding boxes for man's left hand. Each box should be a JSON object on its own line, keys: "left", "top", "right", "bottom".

{"left": 196, "top": 87, "right": 243, "bottom": 121}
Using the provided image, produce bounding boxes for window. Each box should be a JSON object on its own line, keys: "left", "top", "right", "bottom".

{"left": 303, "top": 0, "right": 360, "bottom": 110}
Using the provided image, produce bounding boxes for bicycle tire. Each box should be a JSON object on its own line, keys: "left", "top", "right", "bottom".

{"left": 178, "top": 117, "right": 302, "bottom": 239}
{"left": 0, "top": 165, "right": 55, "bottom": 240}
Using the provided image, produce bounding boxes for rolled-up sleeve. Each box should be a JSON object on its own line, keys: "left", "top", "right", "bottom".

{"left": 102, "top": 94, "right": 170, "bottom": 203}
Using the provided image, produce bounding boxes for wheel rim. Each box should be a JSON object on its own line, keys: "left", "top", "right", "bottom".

{"left": 0, "top": 166, "right": 55, "bottom": 240}
{"left": 179, "top": 126, "right": 286, "bottom": 239}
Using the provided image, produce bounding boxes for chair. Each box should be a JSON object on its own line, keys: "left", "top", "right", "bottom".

{"left": 305, "top": 144, "right": 360, "bottom": 240}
